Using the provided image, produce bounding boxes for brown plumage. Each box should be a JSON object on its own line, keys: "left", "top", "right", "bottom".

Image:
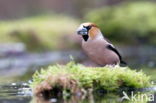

{"left": 77, "top": 22, "right": 126, "bottom": 66}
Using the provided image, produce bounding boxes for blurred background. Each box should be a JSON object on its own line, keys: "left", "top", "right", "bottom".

{"left": 0, "top": 0, "right": 155, "bottom": 83}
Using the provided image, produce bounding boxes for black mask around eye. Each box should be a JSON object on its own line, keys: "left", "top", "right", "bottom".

{"left": 81, "top": 25, "right": 92, "bottom": 41}
{"left": 83, "top": 25, "right": 92, "bottom": 31}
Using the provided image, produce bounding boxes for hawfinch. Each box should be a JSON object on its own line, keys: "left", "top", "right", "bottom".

{"left": 77, "top": 22, "right": 126, "bottom": 66}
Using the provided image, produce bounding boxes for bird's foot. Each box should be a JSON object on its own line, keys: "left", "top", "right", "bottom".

{"left": 105, "top": 64, "right": 120, "bottom": 69}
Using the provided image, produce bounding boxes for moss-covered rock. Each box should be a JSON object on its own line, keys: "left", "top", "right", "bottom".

{"left": 30, "top": 62, "right": 151, "bottom": 95}
{"left": 85, "top": 2, "right": 156, "bottom": 45}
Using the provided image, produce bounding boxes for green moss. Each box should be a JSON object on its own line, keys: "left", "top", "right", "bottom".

{"left": 30, "top": 62, "right": 151, "bottom": 95}
{"left": 0, "top": 15, "right": 79, "bottom": 51}
{"left": 85, "top": 2, "right": 156, "bottom": 45}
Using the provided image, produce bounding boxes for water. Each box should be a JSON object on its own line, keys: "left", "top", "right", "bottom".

{"left": 0, "top": 50, "right": 86, "bottom": 77}
{"left": 0, "top": 82, "right": 156, "bottom": 103}
{"left": 0, "top": 83, "right": 32, "bottom": 103}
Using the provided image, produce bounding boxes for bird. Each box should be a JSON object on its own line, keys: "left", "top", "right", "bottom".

{"left": 76, "top": 22, "right": 126, "bottom": 66}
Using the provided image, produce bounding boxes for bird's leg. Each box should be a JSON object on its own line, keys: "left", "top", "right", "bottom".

{"left": 105, "top": 64, "right": 118, "bottom": 68}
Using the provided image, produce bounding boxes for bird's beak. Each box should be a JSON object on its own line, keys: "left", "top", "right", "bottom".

{"left": 77, "top": 27, "right": 88, "bottom": 35}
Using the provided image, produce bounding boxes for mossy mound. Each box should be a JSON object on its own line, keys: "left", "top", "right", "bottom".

{"left": 30, "top": 62, "right": 151, "bottom": 95}
{"left": 86, "top": 2, "right": 156, "bottom": 45}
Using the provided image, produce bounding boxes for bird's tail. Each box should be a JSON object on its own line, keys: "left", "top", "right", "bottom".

{"left": 120, "top": 60, "right": 127, "bottom": 67}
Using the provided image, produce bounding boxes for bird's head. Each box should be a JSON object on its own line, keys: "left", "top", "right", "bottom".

{"left": 76, "top": 22, "right": 103, "bottom": 41}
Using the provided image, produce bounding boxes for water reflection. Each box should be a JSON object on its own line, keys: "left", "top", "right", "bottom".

{"left": 0, "top": 82, "right": 156, "bottom": 103}
{"left": 0, "top": 83, "right": 32, "bottom": 103}
{"left": 32, "top": 92, "right": 151, "bottom": 103}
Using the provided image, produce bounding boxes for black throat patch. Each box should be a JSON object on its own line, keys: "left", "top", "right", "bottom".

{"left": 82, "top": 35, "right": 89, "bottom": 41}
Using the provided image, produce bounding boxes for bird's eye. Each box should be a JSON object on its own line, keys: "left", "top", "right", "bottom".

{"left": 86, "top": 26, "right": 91, "bottom": 30}
{"left": 83, "top": 25, "right": 92, "bottom": 30}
